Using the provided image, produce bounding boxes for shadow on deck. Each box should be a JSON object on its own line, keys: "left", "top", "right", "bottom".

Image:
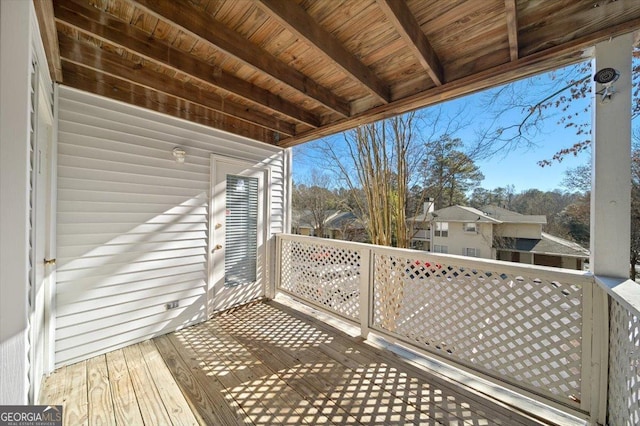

{"left": 40, "top": 300, "right": 554, "bottom": 425}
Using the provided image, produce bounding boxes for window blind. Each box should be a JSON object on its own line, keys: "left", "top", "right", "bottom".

{"left": 224, "top": 175, "right": 258, "bottom": 286}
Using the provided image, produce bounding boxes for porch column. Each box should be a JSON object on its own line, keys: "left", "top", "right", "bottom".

{"left": 0, "top": 0, "right": 35, "bottom": 405}
{"left": 589, "top": 32, "right": 633, "bottom": 426}
{"left": 590, "top": 33, "right": 632, "bottom": 277}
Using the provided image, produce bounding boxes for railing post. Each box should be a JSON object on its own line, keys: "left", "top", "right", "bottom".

{"left": 590, "top": 285, "right": 610, "bottom": 426}
{"left": 270, "top": 234, "right": 282, "bottom": 300}
{"left": 359, "top": 247, "right": 373, "bottom": 339}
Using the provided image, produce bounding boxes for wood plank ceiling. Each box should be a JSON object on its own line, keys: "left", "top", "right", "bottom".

{"left": 36, "top": 0, "right": 640, "bottom": 148}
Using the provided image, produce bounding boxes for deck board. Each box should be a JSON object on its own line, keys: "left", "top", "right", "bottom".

{"left": 216, "top": 307, "right": 437, "bottom": 425}
{"left": 138, "top": 340, "right": 200, "bottom": 426}
{"left": 87, "top": 355, "right": 116, "bottom": 425}
{"left": 63, "top": 360, "right": 88, "bottom": 426}
{"left": 40, "top": 300, "right": 552, "bottom": 425}
{"left": 105, "top": 349, "right": 145, "bottom": 425}
{"left": 122, "top": 343, "right": 174, "bottom": 425}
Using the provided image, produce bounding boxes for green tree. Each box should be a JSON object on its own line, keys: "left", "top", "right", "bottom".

{"left": 469, "top": 185, "right": 516, "bottom": 209}
{"left": 421, "top": 135, "right": 484, "bottom": 208}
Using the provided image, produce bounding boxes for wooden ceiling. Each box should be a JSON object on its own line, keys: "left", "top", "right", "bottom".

{"left": 35, "top": 0, "right": 640, "bottom": 148}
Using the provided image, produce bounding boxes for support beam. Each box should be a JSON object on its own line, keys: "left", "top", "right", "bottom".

{"left": 54, "top": 0, "right": 319, "bottom": 128}
{"left": 376, "top": 0, "right": 444, "bottom": 86}
{"left": 505, "top": 0, "right": 519, "bottom": 62}
{"left": 58, "top": 33, "right": 296, "bottom": 137}
{"left": 133, "top": 0, "right": 351, "bottom": 117}
{"left": 257, "top": 0, "right": 390, "bottom": 104}
{"left": 589, "top": 32, "right": 633, "bottom": 426}
{"left": 33, "top": 0, "right": 63, "bottom": 82}
{"left": 61, "top": 62, "right": 279, "bottom": 145}
{"left": 280, "top": 18, "right": 640, "bottom": 147}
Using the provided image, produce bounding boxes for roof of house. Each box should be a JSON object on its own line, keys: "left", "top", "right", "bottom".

{"left": 293, "top": 209, "right": 363, "bottom": 230}
{"left": 408, "top": 204, "right": 546, "bottom": 225}
{"left": 495, "top": 232, "right": 590, "bottom": 258}
{"left": 408, "top": 205, "right": 496, "bottom": 223}
{"left": 480, "top": 205, "right": 547, "bottom": 225}
{"left": 325, "top": 211, "right": 364, "bottom": 230}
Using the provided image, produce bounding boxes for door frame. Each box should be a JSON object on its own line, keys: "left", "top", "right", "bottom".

{"left": 29, "top": 63, "right": 56, "bottom": 403}
{"left": 208, "top": 155, "right": 270, "bottom": 317}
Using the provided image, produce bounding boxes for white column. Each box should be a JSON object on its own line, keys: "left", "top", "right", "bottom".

{"left": 589, "top": 32, "right": 633, "bottom": 426}
{"left": 590, "top": 33, "right": 633, "bottom": 277}
{"left": 0, "top": 0, "right": 35, "bottom": 405}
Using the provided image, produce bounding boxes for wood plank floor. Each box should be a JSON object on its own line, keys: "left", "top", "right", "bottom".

{"left": 40, "top": 300, "right": 553, "bottom": 425}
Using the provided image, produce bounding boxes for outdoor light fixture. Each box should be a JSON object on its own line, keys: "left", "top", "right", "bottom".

{"left": 594, "top": 67, "right": 620, "bottom": 103}
{"left": 172, "top": 147, "right": 186, "bottom": 163}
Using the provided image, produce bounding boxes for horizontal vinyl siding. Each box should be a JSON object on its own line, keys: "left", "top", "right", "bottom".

{"left": 55, "top": 86, "right": 285, "bottom": 367}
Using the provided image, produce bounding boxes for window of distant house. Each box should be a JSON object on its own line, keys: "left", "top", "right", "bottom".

{"left": 464, "top": 222, "right": 476, "bottom": 233}
{"left": 433, "top": 244, "right": 448, "bottom": 253}
{"left": 434, "top": 222, "right": 448, "bottom": 237}
{"left": 463, "top": 247, "right": 479, "bottom": 257}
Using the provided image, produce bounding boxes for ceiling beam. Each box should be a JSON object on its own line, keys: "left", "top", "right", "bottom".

{"left": 257, "top": 0, "right": 390, "bottom": 104}
{"left": 61, "top": 61, "right": 278, "bottom": 145}
{"left": 133, "top": 0, "right": 351, "bottom": 117}
{"left": 505, "top": 0, "right": 519, "bottom": 61}
{"left": 376, "top": 0, "right": 444, "bottom": 86}
{"left": 57, "top": 32, "right": 296, "bottom": 137}
{"left": 281, "top": 16, "right": 640, "bottom": 148}
{"left": 33, "top": 0, "right": 63, "bottom": 82}
{"left": 54, "top": 0, "right": 320, "bottom": 129}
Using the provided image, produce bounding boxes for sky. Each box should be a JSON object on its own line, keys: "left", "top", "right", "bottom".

{"left": 292, "top": 61, "right": 601, "bottom": 194}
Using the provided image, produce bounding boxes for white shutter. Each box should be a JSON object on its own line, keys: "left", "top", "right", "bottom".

{"left": 225, "top": 175, "right": 258, "bottom": 286}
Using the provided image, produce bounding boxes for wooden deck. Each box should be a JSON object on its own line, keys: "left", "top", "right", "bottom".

{"left": 40, "top": 300, "right": 552, "bottom": 425}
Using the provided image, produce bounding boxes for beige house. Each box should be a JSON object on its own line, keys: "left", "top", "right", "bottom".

{"left": 409, "top": 205, "right": 589, "bottom": 270}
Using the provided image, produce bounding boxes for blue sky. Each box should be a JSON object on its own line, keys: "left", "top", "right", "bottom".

{"left": 293, "top": 63, "right": 595, "bottom": 193}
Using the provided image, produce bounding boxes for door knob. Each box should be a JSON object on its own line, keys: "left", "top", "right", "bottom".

{"left": 214, "top": 244, "right": 223, "bottom": 250}
{"left": 44, "top": 258, "right": 56, "bottom": 266}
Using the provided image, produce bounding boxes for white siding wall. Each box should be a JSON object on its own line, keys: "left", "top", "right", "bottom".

{"left": 433, "top": 222, "right": 493, "bottom": 259}
{"left": 55, "top": 87, "right": 285, "bottom": 367}
{"left": 1, "top": 0, "right": 34, "bottom": 404}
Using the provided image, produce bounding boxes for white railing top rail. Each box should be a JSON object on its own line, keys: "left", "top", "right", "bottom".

{"left": 277, "top": 233, "right": 594, "bottom": 286}
{"left": 595, "top": 275, "right": 640, "bottom": 318}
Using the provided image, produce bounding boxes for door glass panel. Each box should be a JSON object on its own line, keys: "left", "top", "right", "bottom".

{"left": 225, "top": 175, "right": 258, "bottom": 286}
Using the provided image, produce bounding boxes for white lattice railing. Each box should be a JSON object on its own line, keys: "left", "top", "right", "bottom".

{"left": 276, "top": 234, "right": 640, "bottom": 424}
{"left": 600, "top": 277, "right": 640, "bottom": 426}
{"left": 276, "top": 234, "right": 596, "bottom": 413}
{"left": 278, "top": 235, "right": 363, "bottom": 321}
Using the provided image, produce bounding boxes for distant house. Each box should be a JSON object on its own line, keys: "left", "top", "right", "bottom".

{"left": 407, "top": 204, "right": 589, "bottom": 270}
{"left": 292, "top": 210, "right": 367, "bottom": 241}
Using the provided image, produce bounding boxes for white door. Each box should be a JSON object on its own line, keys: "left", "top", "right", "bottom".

{"left": 209, "top": 157, "right": 267, "bottom": 313}
{"left": 30, "top": 84, "right": 55, "bottom": 402}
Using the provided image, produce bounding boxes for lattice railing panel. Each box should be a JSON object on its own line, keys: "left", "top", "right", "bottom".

{"left": 280, "top": 238, "right": 361, "bottom": 320}
{"left": 372, "top": 253, "right": 584, "bottom": 402}
{"left": 608, "top": 299, "right": 640, "bottom": 426}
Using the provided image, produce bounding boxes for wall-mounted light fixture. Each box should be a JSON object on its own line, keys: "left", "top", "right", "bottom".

{"left": 594, "top": 67, "right": 620, "bottom": 103}
{"left": 172, "top": 147, "right": 186, "bottom": 163}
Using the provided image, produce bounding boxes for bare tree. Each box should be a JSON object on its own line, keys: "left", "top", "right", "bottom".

{"left": 292, "top": 170, "right": 338, "bottom": 237}
{"left": 320, "top": 114, "right": 420, "bottom": 247}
